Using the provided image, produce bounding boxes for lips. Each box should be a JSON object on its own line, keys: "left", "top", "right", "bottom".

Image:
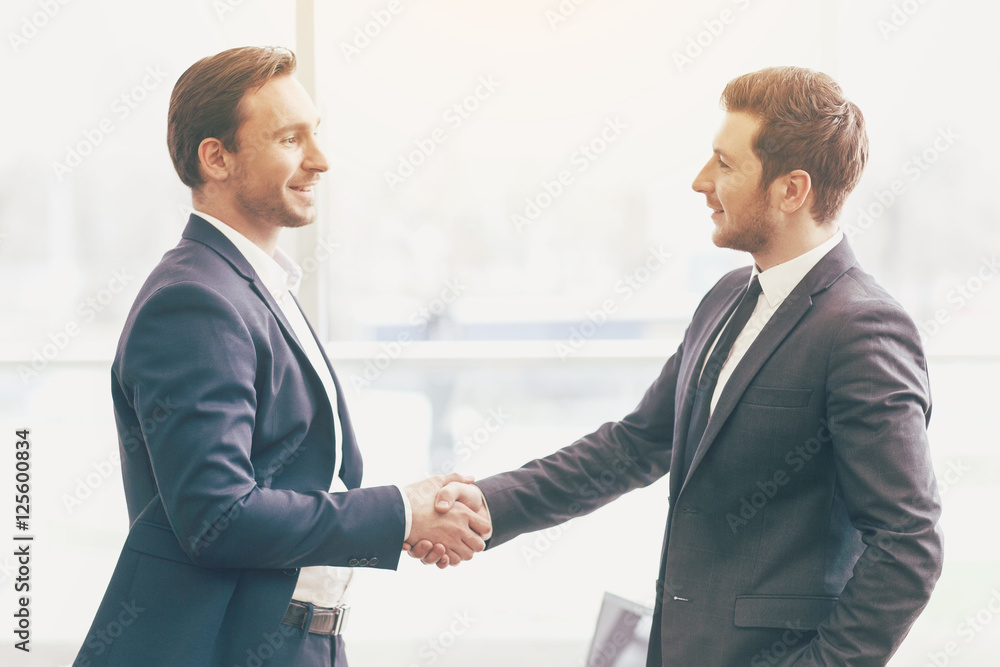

{"left": 288, "top": 183, "right": 318, "bottom": 203}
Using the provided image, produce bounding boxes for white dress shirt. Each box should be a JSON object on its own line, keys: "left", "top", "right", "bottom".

{"left": 706, "top": 230, "right": 845, "bottom": 413}
{"left": 196, "top": 211, "right": 411, "bottom": 607}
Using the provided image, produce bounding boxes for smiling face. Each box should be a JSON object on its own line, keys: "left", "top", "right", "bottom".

{"left": 228, "top": 74, "right": 328, "bottom": 233}
{"left": 692, "top": 111, "right": 777, "bottom": 255}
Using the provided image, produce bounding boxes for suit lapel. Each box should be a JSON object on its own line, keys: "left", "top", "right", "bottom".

{"left": 670, "top": 279, "right": 747, "bottom": 500}
{"left": 182, "top": 215, "right": 306, "bottom": 354}
{"left": 679, "top": 239, "right": 858, "bottom": 489}
{"left": 289, "top": 293, "right": 362, "bottom": 488}
{"left": 182, "top": 215, "right": 349, "bottom": 482}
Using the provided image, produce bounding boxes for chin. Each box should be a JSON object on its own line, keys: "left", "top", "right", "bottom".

{"left": 279, "top": 208, "right": 317, "bottom": 229}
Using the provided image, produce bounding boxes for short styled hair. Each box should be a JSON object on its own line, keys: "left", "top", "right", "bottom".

{"left": 721, "top": 66, "right": 868, "bottom": 224}
{"left": 167, "top": 46, "right": 296, "bottom": 188}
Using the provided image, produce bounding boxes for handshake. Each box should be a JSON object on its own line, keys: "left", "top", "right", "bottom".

{"left": 402, "top": 473, "right": 492, "bottom": 569}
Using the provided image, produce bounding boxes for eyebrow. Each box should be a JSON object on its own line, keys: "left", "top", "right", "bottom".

{"left": 713, "top": 147, "right": 735, "bottom": 162}
{"left": 272, "top": 118, "right": 321, "bottom": 138}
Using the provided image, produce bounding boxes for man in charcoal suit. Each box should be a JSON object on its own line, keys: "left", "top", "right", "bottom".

{"left": 74, "top": 46, "right": 490, "bottom": 667}
{"left": 410, "top": 66, "right": 944, "bottom": 666}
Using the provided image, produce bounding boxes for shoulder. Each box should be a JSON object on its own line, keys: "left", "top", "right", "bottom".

{"left": 818, "top": 265, "right": 920, "bottom": 340}
{"left": 115, "top": 240, "right": 263, "bottom": 367}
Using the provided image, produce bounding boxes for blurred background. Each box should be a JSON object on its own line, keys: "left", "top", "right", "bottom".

{"left": 1, "top": 0, "right": 998, "bottom": 665}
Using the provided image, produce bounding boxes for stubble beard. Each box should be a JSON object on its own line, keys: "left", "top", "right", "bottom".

{"left": 713, "top": 187, "right": 775, "bottom": 255}
{"left": 233, "top": 164, "right": 315, "bottom": 230}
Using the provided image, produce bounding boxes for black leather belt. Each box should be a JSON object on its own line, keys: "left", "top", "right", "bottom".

{"left": 281, "top": 600, "right": 350, "bottom": 636}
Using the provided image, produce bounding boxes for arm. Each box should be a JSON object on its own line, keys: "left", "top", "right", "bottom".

{"left": 790, "top": 301, "right": 944, "bottom": 665}
{"left": 121, "top": 281, "right": 486, "bottom": 570}
{"left": 408, "top": 342, "right": 683, "bottom": 565}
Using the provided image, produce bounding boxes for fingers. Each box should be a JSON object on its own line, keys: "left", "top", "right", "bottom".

{"left": 435, "top": 482, "right": 493, "bottom": 540}
{"left": 405, "top": 474, "right": 490, "bottom": 568}
{"left": 468, "top": 510, "right": 492, "bottom": 540}
{"left": 434, "top": 481, "right": 483, "bottom": 513}
{"left": 404, "top": 539, "right": 453, "bottom": 568}
{"left": 437, "top": 472, "right": 475, "bottom": 485}
{"left": 421, "top": 542, "right": 448, "bottom": 565}
{"left": 434, "top": 482, "right": 463, "bottom": 513}
{"left": 404, "top": 473, "right": 476, "bottom": 510}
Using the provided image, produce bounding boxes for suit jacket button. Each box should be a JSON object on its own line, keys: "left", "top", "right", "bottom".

{"left": 358, "top": 558, "right": 369, "bottom": 567}
{"left": 282, "top": 568, "right": 298, "bottom": 576}
{"left": 369, "top": 557, "right": 379, "bottom": 566}
{"left": 348, "top": 559, "right": 359, "bottom": 567}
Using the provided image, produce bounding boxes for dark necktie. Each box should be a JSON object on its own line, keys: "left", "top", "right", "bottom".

{"left": 681, "top": 276, "right": 763, "bottom": 479}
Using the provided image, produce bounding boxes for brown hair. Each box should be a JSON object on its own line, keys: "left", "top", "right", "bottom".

{"left": 167, "top": 46, "right": 296, "bottom": 188}
{"left": 721, "top": 66, "right": 868, "bottom": 224}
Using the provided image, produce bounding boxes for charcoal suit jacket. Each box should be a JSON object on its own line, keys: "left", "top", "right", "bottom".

{"left": 476, "top": 238, "right": 943, "bottom": 666}
{"left": 74, "top": 215, "right": 406, "bottom": 666}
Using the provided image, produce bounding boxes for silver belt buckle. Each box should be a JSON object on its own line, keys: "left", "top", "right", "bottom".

{"left": 330, "top": 603, "right": 350, "bottom": 636}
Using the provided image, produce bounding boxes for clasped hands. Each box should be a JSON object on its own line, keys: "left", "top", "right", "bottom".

{"left": 402, "top": 473, "right": 491, "bottom": 569}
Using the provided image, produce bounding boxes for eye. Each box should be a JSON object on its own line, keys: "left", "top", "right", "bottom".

{"left": 717, "top": 156, "right": 730, "bottom": 169}
{"left": 283, "top": 136, "right": 297, "bottom": 145}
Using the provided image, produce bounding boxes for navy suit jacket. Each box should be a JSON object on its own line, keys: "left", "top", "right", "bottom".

{"left": 477, "top": 238, "right": 944, "bottom": 666}
{"left": 74, "top": 216, "right": 406, "bottom": 666}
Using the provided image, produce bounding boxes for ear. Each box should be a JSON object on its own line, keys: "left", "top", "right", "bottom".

{"left": 197, "top": 137, "right": 235, "bottom": 184}
{"left": 774, "top": 169, "right": 812, "bottom": 215}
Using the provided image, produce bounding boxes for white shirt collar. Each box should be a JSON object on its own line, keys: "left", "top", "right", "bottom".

{"left": 194, "top": 211, "right": 303, "bottom": 298}
{"left": 752, "top": 229, "right": 844, "bottom": 308}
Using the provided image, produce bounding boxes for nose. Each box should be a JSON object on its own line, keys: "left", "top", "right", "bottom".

{"left": 692, "top": 157, "right": 713, "bottom": 195}
{"left": 304, "top": 135, "right": 329, "bottom": 173}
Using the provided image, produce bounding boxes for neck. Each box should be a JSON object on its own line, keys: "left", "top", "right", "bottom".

{"left": 193, "top": 192, "right": 280, "bottom": 256}
{"left": 752, "top": 221, "right": 838, "bottom": 272}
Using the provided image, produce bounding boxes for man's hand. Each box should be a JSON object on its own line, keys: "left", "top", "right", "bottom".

{"left": 404, "top": 480, "right": 491, "bottom": 568}
{"left": 403, "top": 474, "right": 492, "bottom": 569}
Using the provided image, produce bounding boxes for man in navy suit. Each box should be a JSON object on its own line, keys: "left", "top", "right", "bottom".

{"left": 74, "top": 46, "right": 490, "bottom": 667}
{"left": 411, "top": 67, "right": 944, "bottom": 665}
